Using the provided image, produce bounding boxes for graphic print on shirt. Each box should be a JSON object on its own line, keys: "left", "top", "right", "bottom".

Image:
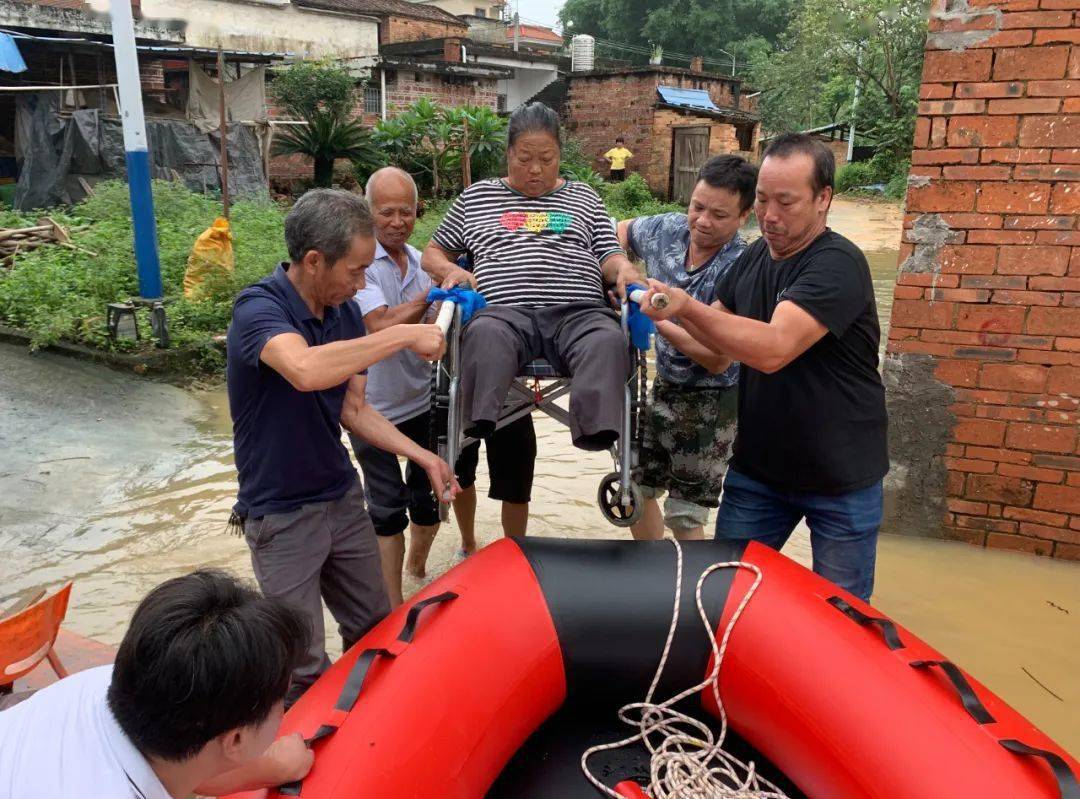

{"left": 500, "top": 211, "right": 574, "bottom": 234}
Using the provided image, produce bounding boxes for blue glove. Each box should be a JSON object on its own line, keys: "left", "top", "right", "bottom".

{"left": 625, "top": 282, "right": 655, "bottom": 351}
{"left": 426, "top": 287, "right": 487, "bottom": 325}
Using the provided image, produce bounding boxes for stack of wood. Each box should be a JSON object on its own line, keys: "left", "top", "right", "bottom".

{"left": 0, "top": 218, "right": 95, "bottom": 267}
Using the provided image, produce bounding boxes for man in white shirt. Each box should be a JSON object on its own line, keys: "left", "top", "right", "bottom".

{"left": 0, "top": 570, "right": 313, "bottom": 798}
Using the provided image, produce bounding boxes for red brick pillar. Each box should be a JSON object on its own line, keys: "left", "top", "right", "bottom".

{"left": 884, "top": 0, "right": 1080, "bottom": 559}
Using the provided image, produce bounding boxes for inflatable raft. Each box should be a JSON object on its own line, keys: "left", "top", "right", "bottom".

{"left": 233, "top": 538, "right": 1079, "bottom": 799}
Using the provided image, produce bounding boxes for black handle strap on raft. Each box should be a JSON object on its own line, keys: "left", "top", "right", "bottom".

{"left": 825, "top": 595, "right": 905, "bottom": 651}
{"left": 278, "top": 591, "right": 459, "bottom": 796}
{"left": 999, "top": 739, "right": 1080, "bottom": 799}
{"left": 909, "top": 659, "right": 995, "bottom": 725}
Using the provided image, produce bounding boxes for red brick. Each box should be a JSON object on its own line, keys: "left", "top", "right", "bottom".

{"left": 908, "top": 180, "right": 978, "bottom": 212}
{"left": 967, "top": 230, "right": 1037, "bottom": 244}
{"left": 1000, "top": 463, "right": 1067, "bottom": 482}
{"left": 946, "top": 456, "right": 999, "bottom": 473}
{"left": 1050, "top": 183, "right": 1080, "bottom": 213}
{"left": 891, "top": 299, "right": 955, "bottom": 329}
{"left": 894, "top": 284, "right": 925, "bottom": 300}
{"left": 999, "top": 244, "right": 1071, "bottom": 275}
{"left": 1035, "top": 231, "right": 1080, "bottom": 245}
{"left": 961, "top": 274, "right": 1029, "bottom": 288}
{"left": 994, "top": 46, "right": 1071, "bottom": 79}
{"left": 967, "top": 445, "right": 1032, "bottom": 463}
{"left": 1016, "top": 164, "right": 1080, "bottom": 181}
{"left": 1071, "top": 45, "right": 1080, "bottom": 78}
{"left": 914, "top": 117, "right": 931, "bottom": 150}
{"left": 1034, "top": 483, "right": 1080, "bottom": 512}
{"left": 911, "top": 149, "right": 980, "bottom": 165}
{"left": 940, "top": 213, "right": 1003, "bottom": 228}
{"left": 921, "top": 83, "right": 954, "bottom": 99}
{"left": 889, "top": 340, "right": 956, "bottom": 356}
{"left": 919, "top": 99, "right": 987, "bottom": 115}
{"left": 928, "top": 288, "right": 992, "bottom": 302}
{"left": 1057, "top": 542, "right": 1080, "bottom": 560}
{"left": 924, "top": 49, "right": 993, "bottom": 82}
{"left": 1027, "top": 306, "right": 1080, "bottom": 334}
{"left": 1053, "top": 149, "right": 1080, "bottom": 165}
{"left": 981, "top": 147, "right": 1051, "bottom": 163}
{"left": 986, "top": 532, "right": 1054, "bottom": 554}
{"left": 1067, "top": 292, "right": 1080, "bottom": 307}
{"left": 1004, "top": 214, "right": 1073, "bottom": 228}
{"left": 991, "top": 99, "right": 1063, "bottom": 117}
{"left": 1020, "top": 349, "right": 1080, "bottom": 364}
{"left": 1006, "top": 421, "right": 1078, "bottom": 452}
{"left": 955, "top": 81, "right": 1025, "bottom": 99}
{"left": 956, "top": 304, "right": 1027, "bottom": 332}
{"left": 956, "top": 387, "right": 1013, "bottom": 404}
{"left": 936, "top": 358, "right": 982, "bottom": 386}
{"left": 981, "top": 363, "right": 1049, "bottom": 391}
{"left": 954, "top": 345, "right": 1020, "bottom": 360}
{"left": 948, "top": 115, "right": 1019, "bottom": 147}
{"left": 977, "top": 182, "right": 1051, "bottom": 213}
{"left": 941, "top": 526, "right": 988, "bottom": 546}
{"left": 947, "top": 498, "right": 990, "bottom": 516}
{"left": 1027, "top": 79, "right": 1080, "bottom": 96}
{"left": 898, "top": 272, "right": 961, "bottom": 287}
{"left": 974, "top": 29, "right": 1036, "bottom": 48}
{"left": 955, "top": 514, "right": 1020, "bottom": 533}
{"left": 976, "top": 403, "right": 1046, "bottom": 420}
{"left": 1048, "top": 364, "right": 1080, "bottom": 392}
{"left": 1040, "top": 0, "right": 1080, "bottom": 8}
{"left": 942, "top": 165, "right": 1012, "bottom": 180}
{"left": 1034, "top": 453, "right": 1080, "bottom": 471}
{"left": 966, "top": 473, "right": 1035, "bottom": 504}
{"left": 910, "top": 166, "right": 942, "bottom": 180}
{"left": 1003, "top": 506, "right": 1069, "bottom": 525}
{"left": 1019, "top": 115, "right": 1080, "bottom": 147}
{"left": 1001, "top": 9, "right": 1074, "bottom": 25}
{"left": 1072, "top": 248, "right": 1080, "bottom": 275}
{"left": 955, "top": 418, "right": 1008, "bottom": 445}
{"left": 992, "top": 289, "right": 1062, "bottom": 305}
{"left": 1056, "top": 336, "right": 1080, "bottom": 350}
{"left": 1035, "top": 28, "right": 1080, "bottom": 44}
{"left": 939, "top": 244, "right": 999, "bottom": 274}
{"left": 1067, "top": 97, "right": 1080, "bottom": 112}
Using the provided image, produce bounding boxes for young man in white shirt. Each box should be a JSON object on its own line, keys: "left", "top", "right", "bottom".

{"left": 0, "top": 570, "right": 313, "bottom": 798}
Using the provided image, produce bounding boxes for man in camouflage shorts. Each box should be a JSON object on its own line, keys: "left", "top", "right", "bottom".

{"left": 617, "top": 155, "right": 756, "bottom": 538}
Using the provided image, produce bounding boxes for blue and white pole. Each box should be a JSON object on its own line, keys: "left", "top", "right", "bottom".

{"left": 108, "top": 0, "right": 163, "bottom": 300}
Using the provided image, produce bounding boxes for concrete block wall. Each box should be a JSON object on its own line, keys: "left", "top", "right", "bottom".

{"left": 883, "top": 0, "right": 1080, "bottom": 560}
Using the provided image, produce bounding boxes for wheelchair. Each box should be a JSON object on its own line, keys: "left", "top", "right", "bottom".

{"left": 430, "top": 298, "right": 649, "bottom": 527}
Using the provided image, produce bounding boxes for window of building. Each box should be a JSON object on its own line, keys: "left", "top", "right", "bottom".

{"left": 497, "top": 94, "right": 507, "bottom": 112}
{"left": 364, "top": 84, "right": 381, "bottom": 114}
{"left": 475, "top": 7, "right": 486, "bottom": 16}
{"left": 736, "top": 124, "right": 754, "bottom": 151}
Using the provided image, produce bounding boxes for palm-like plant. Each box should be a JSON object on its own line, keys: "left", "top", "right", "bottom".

{"left": 273, "top": 112, "right": 383, "bottom": 188}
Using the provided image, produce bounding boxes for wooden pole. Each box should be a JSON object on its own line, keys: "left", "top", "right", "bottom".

{"left": 217, "top": 47, "right": 231, "bottom": 219}
{"left": 461, "top": 121, "right": 472, "bottom": 189}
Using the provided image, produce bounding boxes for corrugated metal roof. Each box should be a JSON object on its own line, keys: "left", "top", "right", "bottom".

{"left": 656, "top": 85, "right": 719, "bottom": 112}
{"left": 0, "top": 32, "right": 28, "bottom": 73}
{"left": 0, "top": 30, "right": 290, "bottom": 61}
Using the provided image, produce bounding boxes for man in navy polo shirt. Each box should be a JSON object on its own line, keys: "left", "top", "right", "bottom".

{"left": 226, "top": 188, "right": 456, "bottom": 704}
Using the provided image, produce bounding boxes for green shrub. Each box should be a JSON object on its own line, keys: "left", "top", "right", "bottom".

{"left": 835, "top": 161, "right": 876, "bottom": 194}
{"left": 600, "top": 173, "right": 683, "bottom": 220}
{"left": 884, "top": 160, "right": 911, "bottom": 200}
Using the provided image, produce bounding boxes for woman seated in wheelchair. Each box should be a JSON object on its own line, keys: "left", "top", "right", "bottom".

{"left": 421, "top": 102, "right": 641, "bottom": 451}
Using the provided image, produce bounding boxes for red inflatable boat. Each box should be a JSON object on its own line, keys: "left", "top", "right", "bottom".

{"left": 231, "top": 538, "right": 1079, "bottom": 798}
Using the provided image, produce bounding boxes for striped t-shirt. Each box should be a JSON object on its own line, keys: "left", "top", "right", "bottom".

{"left": 431, "top": 178, "right": 623, "bottom": 306}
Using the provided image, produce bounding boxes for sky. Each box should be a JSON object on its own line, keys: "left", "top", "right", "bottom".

{"left": 509, "top": 0, "right": 563, "bottom": 29}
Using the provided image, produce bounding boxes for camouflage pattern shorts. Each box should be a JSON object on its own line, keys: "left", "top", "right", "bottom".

{"left": 638, "top": 378, "right": 738, "bottom": 520}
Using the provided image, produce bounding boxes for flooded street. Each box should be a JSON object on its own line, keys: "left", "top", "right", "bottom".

{"left": 1, "top": 197, "right": 1077, "bottom": 755}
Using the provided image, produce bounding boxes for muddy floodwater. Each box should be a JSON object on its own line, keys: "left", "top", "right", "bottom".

{"left": 1, "top": 198, "right": 1077, "bottom": 755}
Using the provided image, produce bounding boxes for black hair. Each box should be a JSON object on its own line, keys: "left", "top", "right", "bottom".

{"left": 696, "top": 155, "right": 758, "bottom": 213}
{"left": 762, "top": 133, "right": 835, "bottom": 196}
{"left": 285, "top": 188, "right": 374, "bottom": 266}
{"left": 107, "top": 570, "right": 310, "bottom": 762}
{"left": 507, "top": 102, "right": 561, "bottom": 149}
{"left": 615, "top": 136, "right": 625, "bottom": 143}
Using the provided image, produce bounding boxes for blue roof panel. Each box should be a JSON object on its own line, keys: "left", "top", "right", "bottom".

{"left": 0, "top": 33, "right": 27, "bottom": 74}
{"left": 657, "top": 85, "right": 718, "bottom": 111}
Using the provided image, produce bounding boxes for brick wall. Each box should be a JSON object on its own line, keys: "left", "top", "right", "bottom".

{"left": 381, "top": 15, "right": 468, "bottom": 45}
{"left": 640, "top": 109, "right": 741, "bottom": 196}
{"left": 885, "top": 0, "right": 1080, "bottom": 560}
{"left": 385, "top": 70, "right": 498, "bottom": 113}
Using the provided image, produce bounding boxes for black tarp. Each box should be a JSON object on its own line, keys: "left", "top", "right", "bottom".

{"left": 14, "top": 93, "right": 267, "bottom": 210}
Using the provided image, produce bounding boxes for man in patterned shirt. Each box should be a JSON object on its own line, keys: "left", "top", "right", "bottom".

{"left": 617, "top": 155, "right": 757, "bottom": 540}
{"left": 422, "top": 103, "right": 640, "bottom": 467}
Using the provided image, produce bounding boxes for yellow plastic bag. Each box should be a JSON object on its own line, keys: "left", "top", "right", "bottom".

{"left": 183, "top": 217, "right": 234, "bottom": 299}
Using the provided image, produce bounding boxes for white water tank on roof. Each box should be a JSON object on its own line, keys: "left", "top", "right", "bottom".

{"left": 571, "top": 35, "right": 595, "bottom": 72}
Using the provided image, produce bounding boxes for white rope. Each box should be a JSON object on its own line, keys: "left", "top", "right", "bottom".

{"left": 581, "top": 538, "right": 791, "bottom": 799}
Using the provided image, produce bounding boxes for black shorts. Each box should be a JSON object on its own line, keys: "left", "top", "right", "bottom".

{"left": 351, "top": 411, "right": 440, "bottom": 537}
{"left": 610, "top": 169, "right": 626, "bottom": 181}
{"left": 455, "top": 414, "right": 536, "bottom": 504}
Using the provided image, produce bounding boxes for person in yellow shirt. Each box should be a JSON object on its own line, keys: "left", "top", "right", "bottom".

{"left": 603, "top": 137, "right": 633, "bottom": 181}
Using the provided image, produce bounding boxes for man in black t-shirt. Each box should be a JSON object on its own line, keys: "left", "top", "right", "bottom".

{"left": 640, "top": 133, "right": 887, "bottom": 601}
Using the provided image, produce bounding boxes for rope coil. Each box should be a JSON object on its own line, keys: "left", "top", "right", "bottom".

{"left": 581, "top": 538, "right": 791, "bottom": 799}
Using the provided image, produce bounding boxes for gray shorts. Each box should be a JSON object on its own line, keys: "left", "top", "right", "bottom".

{"left": 244, "top": 479, "right": 390, "bottom": 705}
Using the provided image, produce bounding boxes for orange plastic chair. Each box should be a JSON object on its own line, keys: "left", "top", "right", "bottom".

{"left": 0, "top": 582, "right": 73, "bottom": 689}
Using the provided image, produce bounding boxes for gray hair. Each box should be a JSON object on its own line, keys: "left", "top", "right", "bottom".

{"left": 507, "top": 102, "right": 561, "bottom": 149}
{"left": 284, "top": 188, "right": 374, "bottom": 266}
{"left": 365, "top": 166, "right": 418, "bottom": 206}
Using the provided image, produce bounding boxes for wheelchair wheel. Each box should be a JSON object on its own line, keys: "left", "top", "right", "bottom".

{"left": 597, "top": 472, "right": 644, "bottom": 527}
